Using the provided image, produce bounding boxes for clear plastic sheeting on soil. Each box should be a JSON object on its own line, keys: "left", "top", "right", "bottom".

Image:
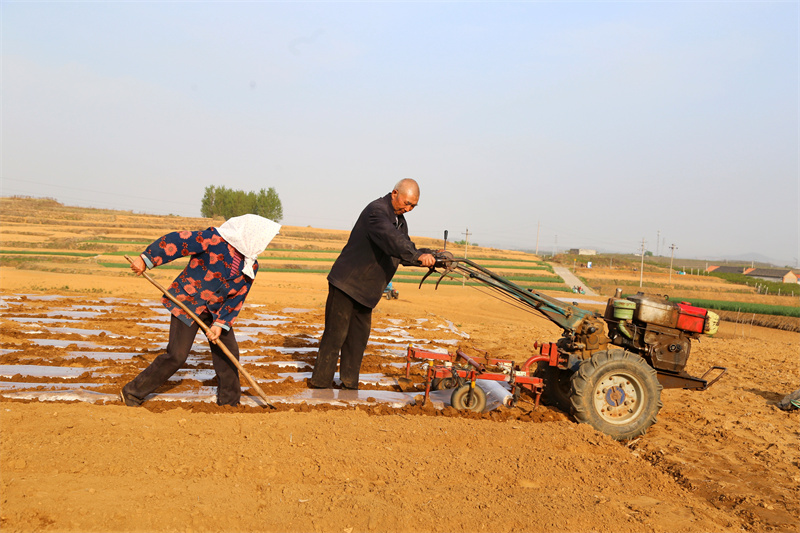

{"left": 6, "top": 317, "right": 82, "bottom": 324}
{"left": 0, "top": 380, "right": 509, "bottom": 412}
{"left": 476, "top": 378, "right": 514, "bottom": 407}
{"left": 26, "top": 339, "right": 108, "bottom": 349}
{"left": 0, "top": 382, "right": 103, "bottom": 392}
{"left": 0, "top": 294, "right": 480, "bottom": 411}
{"left": 0, "top": 365, "right": 102, "bottom": 378}
{"left": 42, "top": 326, "right": 119, "bottom": 336}
{"left": 64, "top": 351, "right": 153, "bottom": 361}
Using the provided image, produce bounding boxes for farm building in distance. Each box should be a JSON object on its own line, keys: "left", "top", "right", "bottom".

{"left": 745, "top": 268, "right": 798, "bottom": 284}
{"left": 567, "top": 249, "right": 597, "bottom": 256}
{"left": 706, "top": 265, "right": 799, "bottom": 284}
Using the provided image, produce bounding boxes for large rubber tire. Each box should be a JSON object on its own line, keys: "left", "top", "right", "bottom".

{"left": 451, "top": 384, "right": 487, "bottom": 412}
{"left": 570, "top": 350, "right": 662, "bottom": 441}
{"left": 540, "top": 365, "right": 574, "bottom": 413}
{"left": 431, "top": 376, "right": 457, "bottom": 391}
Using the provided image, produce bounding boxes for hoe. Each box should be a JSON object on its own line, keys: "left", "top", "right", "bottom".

{"left": 410, "top": 251, "right": 726, "bottom": 440}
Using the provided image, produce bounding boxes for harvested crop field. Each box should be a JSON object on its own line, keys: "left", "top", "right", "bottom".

{"left": 1, "top": 200, "right": 798, "bottom": 532}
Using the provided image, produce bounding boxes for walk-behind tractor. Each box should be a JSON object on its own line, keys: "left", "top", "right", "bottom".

{"left": 410, "top": 252, "right": 726, "bottom": 440}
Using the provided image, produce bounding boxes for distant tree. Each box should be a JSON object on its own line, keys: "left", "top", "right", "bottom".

{"left": 253, "top": 187, "right": 283, "bottom": 222}
{"left": 200, "top": 185, "right": 283, "bottom": 221}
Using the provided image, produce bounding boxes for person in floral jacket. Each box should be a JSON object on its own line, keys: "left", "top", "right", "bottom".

{"left": 121, "top": 214, "right": 280, "bottom": 407}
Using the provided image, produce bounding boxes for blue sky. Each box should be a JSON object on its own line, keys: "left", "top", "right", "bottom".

{"left": 2, "top": 2, "right": 798, "bottom": 266}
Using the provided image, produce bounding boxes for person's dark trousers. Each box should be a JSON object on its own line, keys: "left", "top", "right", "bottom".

{"left": 122, "top": 312, "right": 241, "bottom": 406}
{"left": 309, "top": 283, "right": 372, "bottom": 389}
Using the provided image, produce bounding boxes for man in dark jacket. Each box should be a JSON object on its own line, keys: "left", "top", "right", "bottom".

{"left": 308, "top": 179, "right": 435, "bottom": 389}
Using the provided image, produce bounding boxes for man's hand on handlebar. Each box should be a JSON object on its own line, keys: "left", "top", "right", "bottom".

{"left": 418, "top": 253, "right": 436, "bottom": 267}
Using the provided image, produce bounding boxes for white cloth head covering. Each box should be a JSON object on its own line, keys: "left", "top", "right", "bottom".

{"left": 216, "top": 214, "right": 281, "bottom": 279}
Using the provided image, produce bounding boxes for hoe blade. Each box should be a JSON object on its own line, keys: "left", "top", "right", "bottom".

{"left": 396, "top": 377, "right": 417, "bottom": 392}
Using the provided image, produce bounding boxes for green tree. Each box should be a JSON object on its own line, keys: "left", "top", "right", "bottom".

{"left": 254, "top": 187, "right": 283, "bottom": 221}
{"left": 200, "top": 185, "right": 218, "bottom": 218}
{"left": 200, "top": 185, "right": 283, "bottom": 221}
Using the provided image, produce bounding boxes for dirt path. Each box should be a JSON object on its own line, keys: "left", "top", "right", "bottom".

{"left": 550, "top": 264, "right": 599, "bottom": 296}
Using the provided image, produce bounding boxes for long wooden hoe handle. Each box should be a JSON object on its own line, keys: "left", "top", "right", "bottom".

{"left": 124, "top": 255, "right": 274, "bottom": 409}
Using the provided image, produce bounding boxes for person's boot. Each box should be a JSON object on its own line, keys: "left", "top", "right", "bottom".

{"left": 119, "top": 384, "right": 141, "bottom": 407}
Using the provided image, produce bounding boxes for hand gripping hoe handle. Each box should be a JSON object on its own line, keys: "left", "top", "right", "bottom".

{"left": 124, "top": 255, "right": 275, "bottom": 409}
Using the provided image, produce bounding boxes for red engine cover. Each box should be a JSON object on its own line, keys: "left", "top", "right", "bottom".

{"left": 676, "top": 302, "right": 707, "bottom": 333}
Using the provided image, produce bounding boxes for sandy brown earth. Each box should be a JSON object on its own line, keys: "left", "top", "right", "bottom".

{"left": 1, "top": 263, "right": 798, "bottom": 533}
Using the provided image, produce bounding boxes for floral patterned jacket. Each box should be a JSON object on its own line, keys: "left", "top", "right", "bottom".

{"left": 140, "top": 228, "right": 256, "bottom": 331}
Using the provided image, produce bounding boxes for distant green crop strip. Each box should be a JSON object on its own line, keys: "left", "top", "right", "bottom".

{"left": 260, "top": 268, "right": 330, "bottom": 273}
{"left": 81, "top": 242, "right": 342, "bottom": 254}
{"left": 393, "top": 272, "right": 561, "bottom": 283}
{"left": 263, "top": 248, "right": 341, "bottom": 253}
{"left": 100, "top": 262, "right": 186, "bottom": 270}
{"left": 82, "top": 240, "right": 151, "bottom": 245}
{"left": 257, "top": 257, "right": 335, "bottom": 262}
{"left": 99, "top": 262, "right": 330, "bottom": 274}
{"left": 397, "top": 266, "right": 551, "bottom": 274}
{"left": 394, "top": 278, "right": 572, "bottom": 292}
{"left": 479, "top": 264, "right": 552, "bottom": 271}
{"left": 461, "top": 256, "right": 543, "bottom": 263}
{"left": 671, "top": 298, "right": 800, "bottom": 318}
{"left": 0, "top": 250, "right": 98, "bottom": 257}
{"left": 622, "top": 294, "right": 800, "bottom": 318}
{"left": 95, "top": 259, "right": 558, "bottom": 282}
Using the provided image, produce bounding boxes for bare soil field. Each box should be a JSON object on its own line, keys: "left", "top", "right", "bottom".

{"left": 1, "top": 199, "right": 798, "bottom": 532}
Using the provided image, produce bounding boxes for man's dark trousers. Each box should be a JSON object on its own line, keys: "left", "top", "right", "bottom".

{"left": 309, "top": 283, "right": 372, "bottom": 389}
{"left": 122, "top": 312, "right": 241, "bottom": 406}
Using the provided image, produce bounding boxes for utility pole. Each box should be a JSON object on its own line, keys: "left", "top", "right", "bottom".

{"left": 535, "top": 221, "right": 540, "bottom": 256}
{"left": 639, "top": 238, "right": 646, "bottom": 288}
{"left": 462, "top": 228, "right": 471, "bottom": 287}
{"left": 669, "top": 244, "right": 677, "bottom": 284}
{"left": 554, "top": 235, "right": 558, "bottom": 257}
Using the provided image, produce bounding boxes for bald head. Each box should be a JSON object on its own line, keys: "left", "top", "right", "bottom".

{"left": 391, "top": 178, "right": 420, "bottom": 216}
{"left": 393, "top": 178, "right": 420, "bottom": 197}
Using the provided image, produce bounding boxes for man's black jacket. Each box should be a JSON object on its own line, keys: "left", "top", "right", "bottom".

{"left": 328, "top": 193, "right": 427, "bottom": 308}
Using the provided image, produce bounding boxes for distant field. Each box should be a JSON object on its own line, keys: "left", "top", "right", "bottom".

{"left": 0, "top": 196, "right": 563, "bottom": 291}
{"left": 3, "top": 196, "right": 797, "bottom": 328}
